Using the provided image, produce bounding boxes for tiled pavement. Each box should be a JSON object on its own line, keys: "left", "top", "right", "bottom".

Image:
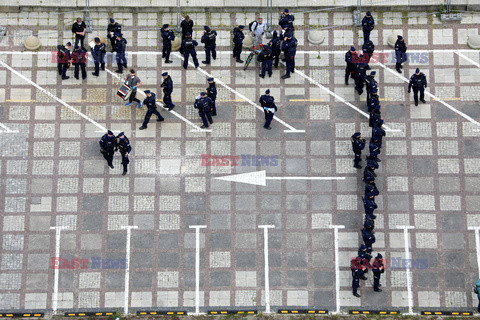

{"left": 1, "top": 7, "right": 480, "bottom": 313}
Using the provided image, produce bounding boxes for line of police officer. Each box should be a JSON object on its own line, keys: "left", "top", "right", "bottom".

{"left": 350, "top": 58, "right": 386, "bottom": 297}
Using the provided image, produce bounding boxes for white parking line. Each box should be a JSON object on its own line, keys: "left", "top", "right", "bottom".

{"left": 50, "top": 226, "right": 70, "bottom": 314}
{"left": 94, "top": 58, "right": 211, "bottom": 133}
{"left": 172, "top": 52, "right": 305, "bottom": 133}
{"left": 328, "top": 225, "right": 345, "bottom": 314}
{"left": 0, "top": 59, "right": 108, "bottom": 132}
{"left": 258, "top": 225, "right": 275, "bottom": 314}
{"left": 292, "top": 67, "right": 401, "bottom": 132}
{"left": 455, "top": 51, "right": 480, "bottom": 69}
{"left": 395, "top": 226, "right": 415, "bottom": 315}
{"left": 188, "top": 225, "right": 207, "bottom": 315}
{"left": 121, "top": 225, "right": 138, "bottom": 315}
{"left": 468, "top": 227, "right": 480, "bottom": 276}
{"left": 376, "top": 61, "right": 480, "bottom": 126}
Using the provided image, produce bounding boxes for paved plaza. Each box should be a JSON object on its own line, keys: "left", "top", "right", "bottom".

{"left": 0, "top": 6, "right": 480, "bottom": 314}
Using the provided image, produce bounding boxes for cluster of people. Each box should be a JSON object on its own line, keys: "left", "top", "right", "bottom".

{"left": 350, "top": 59, "right": 386, "bottom": 297}
{"left": 99, "top": 130, "right": 132, "bottom": 175}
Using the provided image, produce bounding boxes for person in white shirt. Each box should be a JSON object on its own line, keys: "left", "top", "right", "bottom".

{"left": 251, "top": 18, "right": 266, "bottom": 48}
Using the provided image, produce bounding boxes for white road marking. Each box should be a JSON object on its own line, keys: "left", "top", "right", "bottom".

{"left": 0, "top": 59, "right": 107, "bottom": 132}
{"left": 215, "top": 170, "right": 345, "bottom": 186}
{"left": 172, "top": 52, "right": 305, "bottom": 133}
{"left": 291, "top": 67, "right": 401, "bottom": 132}
{"left": 455, "top": 51, "right": 480, "bottom": 69}
{"left": 0, "top": 123, "right": 19, "bottom": 133}
{"left": 258, "top": 225, "right": 275, "bottom": 314}
{"left": 188, "top": 225, "right": 207, "bottom": 315}
{"left": 50, "top": 226, "right": 70, "bottom": 314}
{"left": 120, "top": 225, "right": 138, "bottom": 315}
{"left": 396, "top": 225, "right": 415, "bottom": 315}
{"left": 376, "top": 61, "right": 480, "bottom": 126}
{"left": 93, "top": 57, "right": 211, "bottom": 133}
{"left": 468, "top": 227, "right": 480, "bottom": 276}
{"left": 329, "top": 225, "right": 345, "bottom": 314}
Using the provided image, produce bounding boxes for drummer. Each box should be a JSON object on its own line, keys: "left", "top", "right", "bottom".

{"left": 124, "top": 69, "right": 143, "bottom": 108}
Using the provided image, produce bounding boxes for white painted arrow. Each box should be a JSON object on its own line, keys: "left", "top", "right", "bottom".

{"left": 215, "top": 170, "right": 345, "bottom": 186}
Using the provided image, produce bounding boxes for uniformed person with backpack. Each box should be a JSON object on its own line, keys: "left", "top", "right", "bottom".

{"left": 72, "top": 45, "right": 87, "bottom": 80}
{"left": 344, "top": 46, "right": 357, "bottom": 85}
{"left": 281, "top": 32, "right": 297, "bottom": 79}
{"left": 139, "top": 90, "right": 164, "bottom": 130}
{"left": 395, "top": 35, "right": 407, "bottom": 73}
{"left": 270, "top": 31, "right": 282, "bottom": 68}
{"left": 57, "top": 42, "right": 71, "bottom": 80}
{"left": 91, "top": 37, "right": 106, "bottom": 77}
{"left": 115, "top": 132, "right": 132, "bottom": 175}
{"left": 353, "top": 54, "right": 370, "bottom": 95}
{"left": 194, "top": 92, "right": 213, "bottom": 129}
{"left": 351, "top": 132, "right": 366, "bottom": 169}
{"left": 232, "top": 25, "right": 245, "bottom": 63}
{"left": 365, "top": 71, "right": 377, "bottom": 101}
{"left": 181, "top": 32, "right": 199, "bottom": 69}
{"left": 351, "top": 257, "right": 367, "bottom": 297}
{"left": 107, "top": 18, "right": 121, "bottom": 52}
{"left": 206, "top": 77, "right": 217, "bottom": 116}
{"left": 114, "top": 33, "right": 128, "bottom": 73}
{"left": 408, "top": 68, "right": 427, "bottom": 106}
{"left": 279, "top": 8, "right": 295, "bottom": 35}
{"left": 260, "top": 89, "right": 277, "bottom": 130}
{"left": 99, "top": 130, "right": 116, "bottom": 169}
{"left": 161, "top": 72, "right": 175, "bottom": 111}
{"left": 161, "top": 24, "right": 175, "bottom": 64}
{"left": 258, "top": 43, "right": 274, "bottom": 78}
{"left": 201, "top": 26, "right": 217, "bottom": 65}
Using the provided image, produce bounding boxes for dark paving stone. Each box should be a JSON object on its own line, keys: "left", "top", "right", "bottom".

{"left": 105, "top": 272, "right": 125, "bottom": 289}
{"left": 413, "top": 177, "right": 434, "bottom": 192}
{"left": 185, "top": 214, "right": 206, "bottom": 227}
{"left": 415, "top": 251, "right": 438, "bottom": 269}
{"left": 82, "top": 196, "right": 104, "bottom": 211}
{"left": 287, "top": 271, "right": 308, "bottom": 286}
{"left": 461, "top": 104, "right": 480, "bottom": 117}
{"left": 311, "top": 180, "right": 333, "bottom": 192}
{"left": 334, "top": 105, "right": 357, "bottom": 119}
{"left": 286, "top": 158, "right": 307, "bottom": 174}
{"left": 435, "top": 105, "right": 457, "bottom": 119}
{"left": 385, "top": 158, "right": 408, "bottom": 175}
{"left": 284, "top": 105, "right": 305, "bottom": 119}
{"left": 384, "top": 104, "right": 406, "bottom": 119}
{"left": 236, "top": 252, "right": 256, "bottom": 267}
{"left": 311, "top": 195, "right": 332, "bottom": 210}
{"left": 443, "top": 252, "right": 464, "bottom": 269}
{"left": 210, "top": 271, "right": 231, "bottom": 287}
{"left": 314, "top": 291, "right": 335, "bottom": 307}
{"left": 159, "top": 177, "right": 181, "bottom": 193}
{"left": 132, "top": 233, "right": 155, "bottom": 249}
{"left": 27, "top": 254, "right": 49, "bottom": 270}
{"left": 364, "top": 290, "right": 388, "bottom": 307}
{"left": 269, "top": 233, "right": 282, "bottom": 249}
{"left": 411, "top": 159, "right": 434, "bottom": 175}
{"left": 387, "top": 195, "right": 409, "bottom": 211}
{"left": 269, "top": 252, "right": 282, "bottom": 267}
{"left": 82, "top": 215, "right": 103, "bottom": 231}
{"left": 84, "top": 160, "right": 105, "bottom": 175}
{"left": 260, "top": 195, "right": 282, "bottom": 210}
{"left": 131, "top": 272, "right": 153, "bottom": 288}
{"left": 286, "top": 195, "right": 307, "bottom": 210}
{"left": 313, "top": 270, "right": 334, "bottom": 286}
{"left": 286, "top": 180, "right": 307, "bottom": 192}
{"left": 184, "top": 271, "right": 204, "bottom": 287}
{"left": 235, "top": 214, "right": 256, "bottom": 229}
{"left": 184, "top": 252, "right": 205, "bottom": 269}
{"left": 84, "top": 141, "right": 100, "bottom": 157}
{"left": 131, "top": 252, "right": 153, "bottom": 268}
{"left": 158, "top": 234, "right": 179, "bottom": 249}
{"left": 26, "top": 273, "right": 48, "bottom": 290}
{"left": 442, "top": 233, "right": 465, "bottom": 250}
{"left": 59, "top": 273, "right": 74, "bottom": 289}
{"left": 264, "top": 270, "right": 282, "bottom": 287}
{"left": 312, "top": 233, "right": 334, "bottom": 249}
{"left": 235, "top": 195, "right": 256, "bottom": 211}
{"left": 213, "top": 105, "right": 233, "bottom": 120}
{"left": 444, "top": 272, "right": 465, "bottom": 288}
{"left": 466, "top": 177, "right": 480, "bottom": 192}
{"left": 287, "top": 252, "right": 307, "bottom": 268}
{"left": 438, "top": 176, "right": 460, "bottom": 192}
{"left": 185, "top": 195, "right": 206, "bottom": 211}
{"left": 210, "top": 233, "right": 231, "bottom": 248}
{"left": 107, "top": 234, "right": 126, "bottom": 250}
{"left": 336, "top": 213, "right": 361, "bottom": 229}
{"left": 464, "top": 140, "right": 480, "bottom": 156}
{"left": 309, "top": 123, "right": 332, "bottom": 137}
{"left": 416, "top": 272, "right": 438, "bottom": 288}
{"left": 158, "top": 253, "right": 179, "bottom": 268}
{"left": 441, "top": 214, "right": 463, "bottom": 230}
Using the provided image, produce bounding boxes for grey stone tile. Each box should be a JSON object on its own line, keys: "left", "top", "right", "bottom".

{"left": 158, "top": 253, "right": 179, "bottom": 268}
{"left": 26, "top": 273, "right": 48, "bottom": 290}
{"left": 158, "top": 234, "right": 179, "bottom": 249}
{"left": 82, "top": 196, "right": 104, "bottom": 212}
{"left": 444, "top": 272, "right": 465, "bottom": 288}
{"left": 287, "top": 271, "right": 308, "bottom": 287}
{"left": 210, "top": 195, "right": 231, "bottom": 211}
{"left": 185, "top": 214, "right": 206, "bottom": 227}
{"left": 27, "top": 254, "right": 49, "bottom": 270}
{"left": 106, "top": 272, "right": 125, "bottom": 289}
{"left": 413, "top": 177, "right": 434, "bottom": 192}
{"left": 287, "top": 252, "right": 307, "bottom": 267}
{"left": 314, "top": 290, "right": 335, "bottom": 307}
{"left": 286, "top": 180, "right": 307, "bottom": 192}
{"left": 442, "top": 233, "right": 465, "bottom": 249}
{"left": 183, "top": 252, "right": 205, "bottom": 269}
{"left": 311, "top": 180, "right": 333, "bottom": 191}
{"left": 133, "top": 233, "right": 155, "bottom": 249}
{"left": 210, "top": 214, "right": 231, "bottom": 229}
{"left": 28, "top": 235, "right": 50, "bottom": 251}
{"left": 286, "top": 195, "right": 307, "bottom": 210}
{"left": 185, "top": 195, "right": 206, "bottom": 211}
{"left": 438, "top": 177, "right": 460, "bottom": 192}
{"left": 385, "top": 105, "right": 406, "bottom": 119}
{"left": 311, "top": 195, "right": 332, "bottom": 210}
{"left": 443, "top": 252, "right": 464, "bottom": 269}
{"left": 210, "top": 271, "right": 231, "bottom": 287}
{"left": 83, "top": 160, "right": 105, "bottom": 174}
{"left": 131, "top": 252, "right": 153, "bottom": 268}
{"left": 29, "top": 216, "right": 50, "bottom": 232}
{"left": 309, "top": 123, "right": 332, "bottom": 137}
{"left": 441, "top": 214, "right": 463, "bottom": 230}
{"left": 134, "top": 177, "right": 156, "bottom": 193}
{"left": 159, "top": 177, "right": 181, "bottom": 193}
{"left": 411, "top": 159, "right": 434, "bottom": 175}
{"left": 210, "top": 233, "right": 231, "bottom": 248}
{"left": 286, "top": 158, "right": 307, "bottom": 174}
{"left": 416, "top": 272, "right": 438, "bottom": 288}
{"left": 284, "top": 105, "right": 305, "bottom": 119}
{"left": 131, "top": 272, "right": 153, "bottom": 288}
{"left": 269, "top": 252, "right": 282, "bottom": 267}
{"left": 265, "top": 271, "right": 282, "bottom": 287}
{"left": 236, "top": 252, "right": 256, "bottom": 268}
{"left": 81, "top": 234, "right": 102, "bottom": 250}
{"left": 59, "top": 273, "right": 75, "bottom": 289}
{"left": 386, "top": 158, "right": 408, "bottom": 175}
{"left": 82, "top": 215, "right": 103, "bottom": 231}
{"left": 463, "top": 140, "right": 480, "bottom": 156}
{"left": 235, "top": 195, "right": 256, "bottom": 211}
{"left": 260, "top": 213, "right": 282, "bottom": 228}
{"left": 334, "top": 105, "right": 358, "bottom": 119}
{"left": 184, "top": 271, "right": 204, "bottom": 287}
{"left": 107, "top": 234, "right": 126, "bottom": 250}
{"left": 365, "top": 290, "right": 388, "bottom": 307}
{"left": 313, "top": 270, "right": 334, "bottom": 286}
{"left": 133, "top": 214, "right": 155, "bottom": 230}
{"left": 312, "top": 233, "right": 334, "bottom": 249}
{"left": 387, "top": 195, "right": 409, "bottom": 211}
{"left": 260, "top": 195, "right": 282, "bottom": 211}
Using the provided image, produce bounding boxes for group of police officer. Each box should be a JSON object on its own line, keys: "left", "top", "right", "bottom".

{"left": 350, "top": 45, "right": 386, "bottom": 296}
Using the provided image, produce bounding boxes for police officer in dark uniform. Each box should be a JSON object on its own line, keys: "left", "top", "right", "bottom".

{"left": 365, "top": 71, "right": 377, "bottom": 101}
{"left": 260, "top": 89, "right": 277, "bottom": 130}
{"left": 72, "top": 45, "right": 87, "bottom": 80}
{"left": 372, "top": 119, "right": 386, "bottom": 145}
{"left": 362, "top": 40, "right": 375, "bottom": 63}
{"left": 367, "top": 88, "right": 380, "bottom": 113}
{"left": 161, "top": 72, "right": 175, "bottom": 111}
{"left": 72, "top": 17, "right": 87, "bottom": 50}
{"left": 358, "top": 244, "right": 372, "bottom": 264}
{"left": 194, "top": 92, "right": 213, "bottom": 129}
{"left": 279, "top": 8, "right": 295, "bottom": 34}
{"left": 364, "top": 193, "right": 377, "bottom": 220}
{"left": 362, "top": 227, "right": 376, "bottom": 254}
{"left": 364, "top": 215, "right": 375, "bottom": 232}
{"left": 259, "top": 43, "right": 274, "bottom": 78}
{"left": 233, "top": 25, "right": 245, "bottom": 63}
{"left": 351, "top": 132, "right": 366, "bottom": 169}
{"left": 353, "top": 54, "right": 370, "bottom": 95}
{"left": 345, "top": 46, "right": 358, "bottom": 85}
{"left": 351, "top": 257, "right": 367, "bottom": 298}
{"left": 365, "top": 180, "right": 379, "bottom": 197}
{"left": 99, "top": 130, "right": 116, "bottom": 169}
{"left": 107, "top": 18, "right": 121, "bottom": 52}
{"left": 408, "top": 67, "right": 427, "bottom": 106}
{"left": 57, "top": 42, "right": 71, "bottom": 80}
{"left": 395, "top": 35, "right": 407, "bottom": 73}
{"left": 206, "top": 77, "right": 217, "bottom": 116}
{"left": 363, "top": 164, "right": 376, "bottom": 183}
{"left": 181, "top": 32, "right": 199, "bottom": 69}
{"left": 139, "top": 90, "right": 164, "bottom": 130}
{"left": 362, "top": 11, "right": 375, "bottom": 43}
{"left": 369, "top": 108, "right": 381, "bottom": 128}
{"left": 369, "top": 137, "right": 381, "bottom": 163}
{"left": 91, "top": 37, "right": 106, "bottom": 77}
{"left": 201, "top": 26, "right": 217, "bottom": 65}
{"left": 115, "top": 132, "right": 132, "bottom": 175}
{"left": 114, "top": 33, "right": 128, "bottom": 73}
{"left": 161, "top": 24, "right": 175, "bottom": 64}
{"left": 372, "top": 253, "right": 384, "bottom": 292}
{"left": 270, "top": 30, "right": 282, "bottom": 68}
{"left": 281, "top": 32, "right": 297, "bottom": 79}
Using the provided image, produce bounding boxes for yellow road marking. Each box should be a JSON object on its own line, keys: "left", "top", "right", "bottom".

{"left": 6, "top": 99, "right": 36, "bottom": 102}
